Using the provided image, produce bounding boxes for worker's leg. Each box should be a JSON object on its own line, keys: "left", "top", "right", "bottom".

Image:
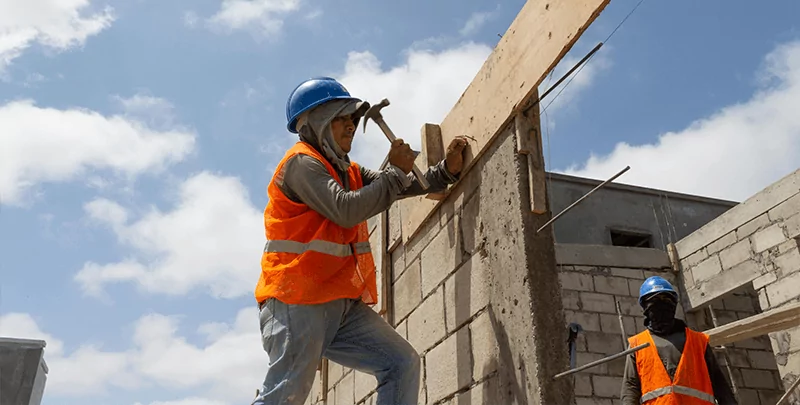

{"left": 324, "top": 299, "right": 421, "bottom": 405}
{"left": 252, "top": 298, "right": 345, "bottom": 405}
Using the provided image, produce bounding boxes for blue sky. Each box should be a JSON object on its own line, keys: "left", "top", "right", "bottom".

{"left": 1, "top": 0, "right": 799, "bottom": 404}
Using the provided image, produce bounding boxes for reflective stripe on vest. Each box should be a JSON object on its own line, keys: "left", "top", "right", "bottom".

{"left": 264, "top": 239, "right": 372, "bottom": 257}
{"left": 641, "top": 385, "right": 716, "bottom": 404}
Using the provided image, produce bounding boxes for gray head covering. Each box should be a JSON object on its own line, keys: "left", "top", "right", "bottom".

{"left": 296, "top": 99, "right": 369, "bottom": 172}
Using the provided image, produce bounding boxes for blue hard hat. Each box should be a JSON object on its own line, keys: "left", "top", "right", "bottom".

{"left": 285, "top": 77, "right": 361, "bottom": 133}
{"left": 638, "top": 276, "right": 678, "bottom": 306}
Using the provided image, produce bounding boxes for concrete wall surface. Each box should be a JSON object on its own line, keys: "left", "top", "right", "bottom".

{"left": 307, "top": 118, "right": 571, "bottom": 404}
{"left": 673, "top": 167, "right": 800, "bottom": 399}
{"left": 558, "top": 244, "right": 784, "bottom": 404}
{"left": 0, "top": 338, "right": 48, "bottom": 405}
{"left": 547, "top": 172, "right": 737, "bottom": 251}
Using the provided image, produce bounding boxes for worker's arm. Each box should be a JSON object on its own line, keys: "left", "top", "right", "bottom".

{"left": 360, "top": 159, "right": 458, "bottom": 197}
{"left": 621, "top": 353, "right": 642, "bottom": 405}
{"left": 280, "top": 155, "right": 415, "bottom": 229}
{"left": 705, "top": 345, "right": 738, "bottom": 405}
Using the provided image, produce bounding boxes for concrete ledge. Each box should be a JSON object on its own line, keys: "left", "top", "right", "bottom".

{"left": 675, "top": 168, "right": 800, "bottom": 258}
{"left": 555, "top": 243, "right": 671, "bottom": 269}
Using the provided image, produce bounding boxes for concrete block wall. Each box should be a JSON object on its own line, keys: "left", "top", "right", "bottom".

{"left": 555, "top": 244, "right": 682, "bottom": 405}
{"left": 557, "top": 244, "right": 784, "bottom": 404}
{"left": 674, "top": 168, "right": 800, "bottom": 394}
{"left": 685, "top": 286, "right": 784, "bottom": 405}
{"left": 308, "top": 117, "right": 571, "bottom": 404}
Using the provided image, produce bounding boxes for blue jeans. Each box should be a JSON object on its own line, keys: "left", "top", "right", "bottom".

{"left": 252, "top": 297, "right": 421, "bottom": 405}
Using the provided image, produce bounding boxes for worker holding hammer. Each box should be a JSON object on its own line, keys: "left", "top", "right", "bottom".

{"left": 252, "top": 77, "right": 468, "bottom": 405}
{"left": 622, "top": 276, "right": 738, "bottom": 405}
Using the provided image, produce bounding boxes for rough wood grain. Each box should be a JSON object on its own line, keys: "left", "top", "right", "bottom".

{"left": 399, "top": 0, "right": 610, "bottom": 242}
{"left": 705, "top": 301, "right": 800, "bottom": 347}
{"left": 422, "top": 123, "right": 447, "bottom": 201}
{"left": 400, "top": 124, "right": 447, "bottom": 239}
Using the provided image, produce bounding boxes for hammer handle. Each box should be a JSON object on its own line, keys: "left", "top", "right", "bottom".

{"left": 376, "top": 119, "right": 431, "bottom": 189}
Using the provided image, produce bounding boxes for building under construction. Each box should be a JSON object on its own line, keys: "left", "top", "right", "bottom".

{"left": 299, "top": 0, "right": 800, "bottom": 404}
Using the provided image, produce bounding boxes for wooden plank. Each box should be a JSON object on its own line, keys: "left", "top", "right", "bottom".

{"left": 399, "top": 0, "right": 610, "bottom": 242}
{"left": 705, "top": 301, "right": 800, "bottom": 347}
{"left": 422, "top": 123, "right": 447, "bottom": 201}
{"left": 399, "top": 124, "right": 447, "bottom": 240}
{"left": 379, "top": 210, "right": 391, "bottom": 319}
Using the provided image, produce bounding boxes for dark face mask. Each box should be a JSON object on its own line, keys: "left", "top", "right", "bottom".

{"left": 643, "top": 296, "right": 677, "bottom": 335}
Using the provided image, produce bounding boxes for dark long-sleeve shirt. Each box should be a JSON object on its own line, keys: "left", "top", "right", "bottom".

{"left": 622, "top": 320, "right": 738, "bottom": 405}
{"left": 277, "top": 148, "right": 458, "bottom": 229}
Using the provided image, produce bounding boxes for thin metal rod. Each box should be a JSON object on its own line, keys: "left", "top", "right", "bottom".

{"left": 537, "top": 165, "right": 631, "bottom": 233}
{"left": 709, "top": 306, "right": 739, "bottom": 399}
{"left": 776, "top": 374, "right": 800, "bottom": 405}
{"left": 532, "top": 42, "right": 604, "bottom": 108}
{"left": 553, "top": 342, "right": 650, "bottom": 380}
{"left": 616, "top": 300, "right": 627, "bottom": 348}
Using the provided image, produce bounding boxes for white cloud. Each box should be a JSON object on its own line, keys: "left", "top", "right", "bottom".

{"left": 75, "top": 172, "right": 264, "bottom": 299}
{"left": 204, "top": 0, "right": 301, "bottom": 37}
{"left": 459, "top": 7, "right": 500, "bottom": 37}
{"left": 336, "top": 43, "right": 493, "bottom": 170}
{"left": 0, "top": 99, "right": 196, "bottom": 206}
{"left": 0, "top": 0, "right": 114, "bottom": 72}
{"left": 561, "top": 40, "right": 800, "bottom": 202}
{"left": 1, "top": 308, "right": 265, "bottom": 403}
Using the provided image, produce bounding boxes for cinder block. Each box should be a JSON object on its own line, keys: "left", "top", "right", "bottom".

{"left": 335, "top": 371, "right": 355, "bottom": 405}
{"left": 559, "top": 272, "right": 594, "bottom": 292}
{"left": 420, "top": 226, "right": 462, "bottom": 297}
{"left": 565, "top": 310, "right": 601, "bottom": 332}
{"left": 444, "top": 254, "right": 490, "bottom": 332}
{"left": 691, "top": 255, "right": 724, "bottom": 283}
{"left": 574, "top": 374, "right": 593, "bottom": 397}
{"left": 734, "top": 335, "right": 772, "bottom": 351}
{"left": 759, "top": 390, "right": 786, "bottom": 405}
{"left": 686, "top": 259, "right": 762, "bottom": 309}
{"left": 759, "top": 288, "right": 770, "bottom": 310}
{"left": 599, "top": 313, "right": 635, "bottom": 336}
{"left": 719, "top": 238, "right": 753, "bottom": 270}
{"left": 424, "top": 327, "right": 472, "bottom": 404}
{"left": 707, "top": 231, "right": 737, "bottom": 254}
{"left": 391, "top": 244, "right": 406, "bottom": 282}
{"left": 779, "top": 238, "right": 800, "bottom": 255}
{"left": 726, "top": 348, "right": 751, "bottom": 368}
{"left": 748, "top": 350, "right": 779, "bottom": 370}
{"left": 393, "top": 259, "right": 421, "bottom": 322}
{"left": 736, "top": 388, "right": 760, "bottom": 405}
{"left": 354, "top": 370, "right": 376, "bottom": 403}
{"left": 562, "top": 289, "right": 581, "bottom": 310}
{"left": 591, "top": 375, "right": 622, "bottom": 398}
{"left": 606, "top": 355, "right": 627, "bottom": 377}
{"left": 766, "top": 271, "right": 800, "bottom": 308}
{"left": 585, "top": 331, "right": 624, "bottom": 355}
{"left": 610, "top": 268, "right": 645, "bottom": 279}
{"left": 769, "top": 192, "right": 800, "bottom": 221}
{"left": 741, "top": 369, "right": 778, "bottom": 389}
{"left": 576, "top": 352, "right": 608, "bottom": 375}
{"left": 785, "top": 214, "right": 800, "bottom": 238}
{"left": 407, "top": 287, "right": 447, "bottom": 353}
{"left": 616, "top": 296, "right": 642, "bottom": 317}
{"left": 737, "top": 213, "right": 771, "bottom": 239}
{"left": 628, "top": 279, "right": 643, "bottom": 297}
{"left": 579, "top": 292, "right": 617, "bottom": 314}
{"left": 470, "top": 311, "right": 499, "bottom": 381}
{"left": 329, "top": 361, "right": 344, "bottom": 385}
{"left": 593, "top": 276, "right": 630, "bottom": 296}
{"left": 774, "top": 247, "right": 800, "bottom": 277}
{"left": 753, "top": 224, "right": 787, "bottom": 253}
{"left": 395, "top": 319, "right": 408, "bottom": 339}
{"left": 753, "top": 272, "right": 778, "bottom": 290}
{"left": 682, "top": 248, "right": 709, "bottom": 269}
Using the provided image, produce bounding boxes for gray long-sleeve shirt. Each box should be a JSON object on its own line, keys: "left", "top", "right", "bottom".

{"left": 622, "top": 320, "right": 737, "bottom": 405}
{"left": 276, "top": 150, "right": 458, "bottom": 229}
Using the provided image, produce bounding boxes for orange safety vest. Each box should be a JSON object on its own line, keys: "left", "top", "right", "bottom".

{"left": 254, "top": 141, "right": 378, "bottom": 306}
{"left": 628, "top": 328, "right": 715, "bottom": 405}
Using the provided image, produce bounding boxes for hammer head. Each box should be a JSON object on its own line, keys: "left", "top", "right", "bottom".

{"left": 362, "top": 98, "right": 391, "bottom": 132}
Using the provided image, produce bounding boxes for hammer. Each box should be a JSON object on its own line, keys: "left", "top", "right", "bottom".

{"left": 362, "top": 98, "right": 430, "bottom": 189}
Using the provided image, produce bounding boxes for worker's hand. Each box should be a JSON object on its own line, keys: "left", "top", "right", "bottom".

{"left": 388, "top": 138, "right": 415, "bottom": 174}
{"left": 445, "top": 136, "right": 469, "bottom": 175}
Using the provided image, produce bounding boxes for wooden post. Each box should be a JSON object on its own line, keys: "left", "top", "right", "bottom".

{"left": 515, "top": 90, "right": 548, "bottom": 214}
{"left": 421, "top": 123, "right": 447, "bottom": 201}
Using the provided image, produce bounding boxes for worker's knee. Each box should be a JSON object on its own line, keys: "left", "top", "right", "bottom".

{"left": 394, "top": 347, "right": 421, "bottom": 378}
